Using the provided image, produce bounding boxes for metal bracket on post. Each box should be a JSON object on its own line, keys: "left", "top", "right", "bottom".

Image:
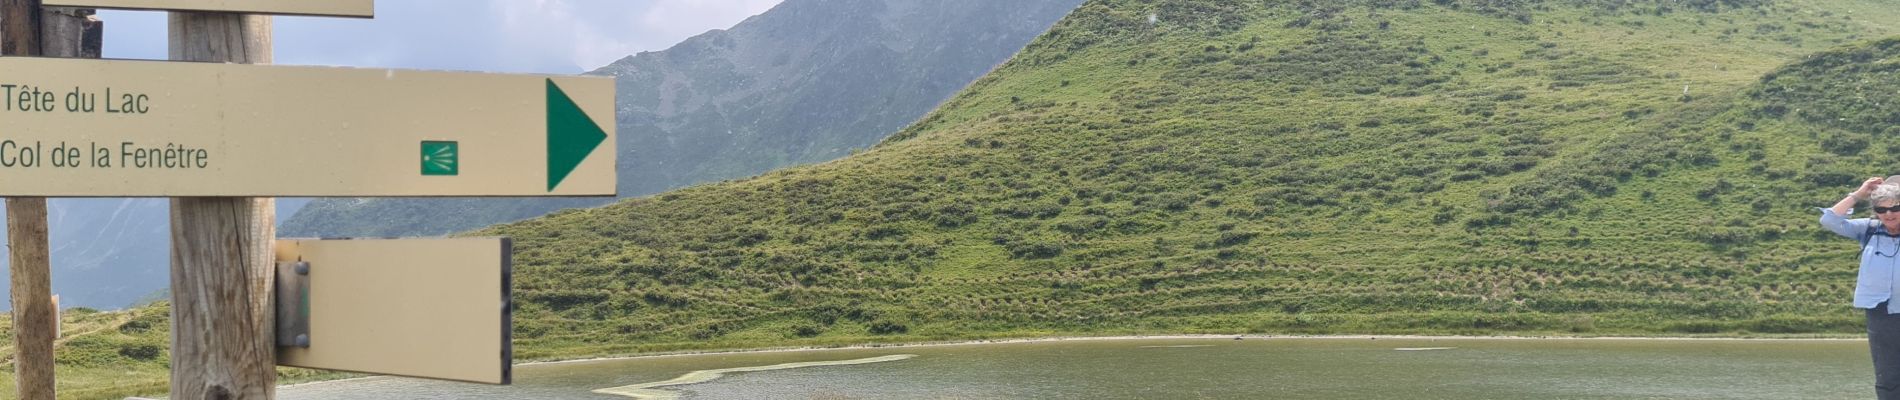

{"left": 275, "top": 260, "right": 311, "bottom": 348}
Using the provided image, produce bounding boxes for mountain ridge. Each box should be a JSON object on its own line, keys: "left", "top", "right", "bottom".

{"left": 0, "top": 198, "right": 308, "bottom": 310}
{"left": 282, "top": 0, "right": 1086, "bottom": 238}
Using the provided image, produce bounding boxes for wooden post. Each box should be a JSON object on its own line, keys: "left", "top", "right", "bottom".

{"left": 4, "top": 196, "right": 51, "bottom": 400}
{"left": 42, "top": 7, "right": 97, "bottom": 58}
{"left": 1, "top": 0, "right": 42, "bottom": 55}
{"left": 2, "top": 2, "right": 93, "bottom": 399}
{"left": 168, "top": 12, "right": 276, "bottom": 400}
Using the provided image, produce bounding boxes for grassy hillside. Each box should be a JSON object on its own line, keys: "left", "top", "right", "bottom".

{"left": 485, "top": 0, "right": 1900, "bottom": 358}
{"left": 0, "top": 306, "right": 169, "bottom": 399}
{"left": 14, "top": 1, "right": 1900, "bottom": 397}
{"left": 0, "top": 304, "right": 346, "bottom": 400}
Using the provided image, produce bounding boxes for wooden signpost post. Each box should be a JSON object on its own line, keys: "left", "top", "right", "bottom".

{"left": 0, "top": 1, "right": 615, "bottom": 398}
{"left": 3, "top": 2, "right": 100, "bottom": 399}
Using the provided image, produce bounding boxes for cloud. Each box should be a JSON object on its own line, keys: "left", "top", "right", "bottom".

{"left": 101, "top": 0, "right": 784, "bottom": 74}
{"left": 523, "top": 0, "right": 785, "bottom": 70}
{"left": 637, "top": 0, "right": 783, "bottom": 42}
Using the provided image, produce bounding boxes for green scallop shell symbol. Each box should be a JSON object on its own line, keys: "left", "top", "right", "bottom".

{"left": 421, "top": 140, "right": 458, "bottom": 176}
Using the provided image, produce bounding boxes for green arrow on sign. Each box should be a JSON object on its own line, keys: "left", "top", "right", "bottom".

{"left": 546, "top": 79, "right": 609, "bottom": 192}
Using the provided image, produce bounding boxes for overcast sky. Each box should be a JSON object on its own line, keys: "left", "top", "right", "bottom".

{"left": 100, "top": 0, "right": 784, "bottom": 74}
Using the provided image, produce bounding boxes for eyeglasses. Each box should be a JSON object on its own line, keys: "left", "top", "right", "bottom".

{"left": 1877, "top": 207, "right": 1900, "bottom": 214}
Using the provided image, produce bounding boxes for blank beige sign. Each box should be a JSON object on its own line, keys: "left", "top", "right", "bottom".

{"left": 275, "top": 238, "right": 511, "bottom": 384}
{"left": 42, "top": 0, "right": 373, "bottom": 17}
{"left": 0, "top": 57, "right": 615, "bottom": 197}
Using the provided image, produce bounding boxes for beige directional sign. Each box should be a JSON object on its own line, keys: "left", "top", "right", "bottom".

{"left": 274, "top": 238, "right": 512, "bottom": 384}
{"left": 42, "top": 0, "right": 373, "bottom": 17}
{"left": 0, "top": 57, "right": 614, "bottom": 197}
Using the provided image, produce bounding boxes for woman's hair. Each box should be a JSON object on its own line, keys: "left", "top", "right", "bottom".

{"left": 1874, "top": 184, "right": 1900, "bottom": 208}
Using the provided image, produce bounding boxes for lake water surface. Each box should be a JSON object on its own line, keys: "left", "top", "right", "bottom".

{"left": 278, "top": 337, "right": 1870, "bottom": 399}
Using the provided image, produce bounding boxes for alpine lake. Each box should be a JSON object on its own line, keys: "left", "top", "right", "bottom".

{"left": 278, "top": 336, "right": 1868, "bottom": 399}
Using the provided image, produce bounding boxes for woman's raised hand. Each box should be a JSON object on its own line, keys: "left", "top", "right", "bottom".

{"left": 1860, "top": 176, "right": 1887, "bottom": 199}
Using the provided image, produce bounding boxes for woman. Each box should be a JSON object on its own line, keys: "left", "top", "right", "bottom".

{"left": 1823, "top": 176, "right": 1900, "bottom": 399}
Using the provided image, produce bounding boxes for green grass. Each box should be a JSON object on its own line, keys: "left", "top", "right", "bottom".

{"left": 0, "top": 306, "right": 169, "bottom": 399}
{"left": 0, "top": 304, "right": 354, "bottom": 400}
{"left": 485, "top": 0, "right": 1899, "bottom": 358}
{"left": 13, "top": 0, "right": 1900, "bottom": 397}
